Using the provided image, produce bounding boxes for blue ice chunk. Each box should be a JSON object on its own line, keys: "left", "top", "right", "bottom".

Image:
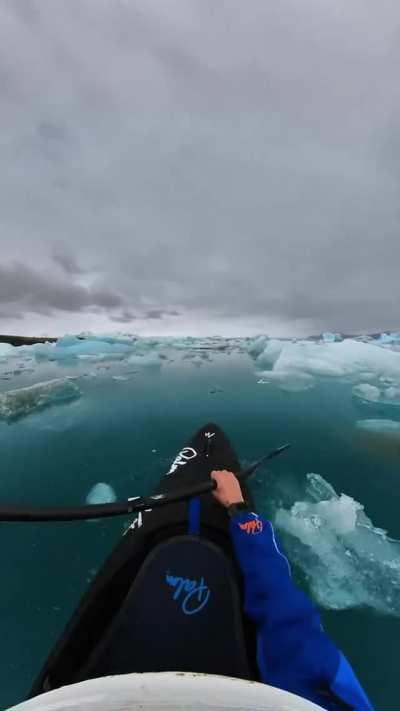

{"left": 31, "top": 338, "right": 134, "bottom": 362}
{"left": 376, "top": 332, "right": 400, "bottom": 345}
{"left": 56, "top": 335, "right": 82, "bottom": 348}
{"left": 86, "top": 482, "right": 117, "bottom": 505}
{"left": 321, "top": 332, "right": 341, "bottom": 343}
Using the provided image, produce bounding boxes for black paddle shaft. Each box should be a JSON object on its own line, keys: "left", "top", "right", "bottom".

{"left": 0, "top": 444, "right": 290, "bottom": 522}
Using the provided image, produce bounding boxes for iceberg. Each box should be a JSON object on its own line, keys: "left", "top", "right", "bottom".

{"left": 275, "top": 473, "right": 400, "bottom": 615}
{"left": 0, "top": 378, "right": 81, "bottom": 422}
{"left": 254, "top": 339, "right": 284, "bottom": 369}
{"left": 254, "top": 339, "right": 400, "bottom": 393}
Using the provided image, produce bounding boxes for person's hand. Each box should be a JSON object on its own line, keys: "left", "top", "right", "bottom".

{"left": 211, "top": 470, "right": 244, "bottom": 508}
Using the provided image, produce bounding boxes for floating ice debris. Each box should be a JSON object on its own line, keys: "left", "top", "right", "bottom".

{"left": 257, "top": 370, "right": 315, "bottom": 392}
{"left": 0, "top": 378, "right": 81, "bottom": 422}
{"left": 127, "top": 352, "right": 163, "bottom": 369}
{"left": 188, "top": 355, "right": 204, "bottom": 367}
{"left": 86, "top": 482, "right": 117, "bottom": 505}
{"left": 209, "top": 386, "right": 223, "bottom": 394}
{"left": 356, "top": 419, "right": 400, "bottom": 437}
{"left": 275, "top": 473, "right": 400, "bottom": 615}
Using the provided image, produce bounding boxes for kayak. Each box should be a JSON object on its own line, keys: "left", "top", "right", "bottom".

{"left": 14, "top": 672, "right": 326, "bottom": 711}
{"left": 3, "top": 423, "right": 367, "bottom": 711}
{"left": 30, "top": 423, "right": 259, "bottom": 696}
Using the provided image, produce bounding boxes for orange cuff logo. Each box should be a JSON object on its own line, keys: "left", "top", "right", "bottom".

{"left": 238, "top": 519, "right": 263, "bottom": 535}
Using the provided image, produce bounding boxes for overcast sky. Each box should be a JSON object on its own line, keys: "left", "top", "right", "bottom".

{"left": 1, "top": 0, "right": 400, "bottom": 337}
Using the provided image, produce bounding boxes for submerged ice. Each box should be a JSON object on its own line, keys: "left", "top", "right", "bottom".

{"left": 275, "top": 473, "right": 400, "bottom": 616}
{"left": 0, "top": 378, "right": 81, "bottom": 422}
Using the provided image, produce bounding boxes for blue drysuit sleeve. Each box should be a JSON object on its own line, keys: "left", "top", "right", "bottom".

{"left": 230, "top": 511, "right": 374, "bottom": 711}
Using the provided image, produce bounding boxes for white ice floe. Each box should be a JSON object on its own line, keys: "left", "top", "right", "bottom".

{"left": 0, "top": 378, "right": 81, "bottom": 422}
{"left": 275, "top": 473, "right": 400, "bottom": 615}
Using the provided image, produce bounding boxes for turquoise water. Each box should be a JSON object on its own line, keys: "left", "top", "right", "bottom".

{"left": 1, "top": 342, "right": 400, "bottom": 709}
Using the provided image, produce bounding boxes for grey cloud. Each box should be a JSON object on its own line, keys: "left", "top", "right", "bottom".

{"left": 53, "top": 250, "right": 85, "bottom": 275}
{"left": 37, "top": 120, "right": 71, "bottom": 145}
{"left": 1, "top": 1, "right": 400, "bottom": 335}
{"left": 110, "top": 309, "right": 180, "bottom": 323}
{"left": 110, "top": 311, "right": 137, "bottom": 323}
{"left": 0, "top": 262, "right": 122, "bottom": 316}
{"left": 0, "top": 310, "right": 23, "bottom": 321}
{"left": 145, "top": 309, "right": 180, "bottom": 320}
{"left": 4, "top": 0, "right": 39, "bottom": 25}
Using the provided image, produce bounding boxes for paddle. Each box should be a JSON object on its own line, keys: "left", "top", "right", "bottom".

{"left": 0, "top": 443, "right": 290, "bottom": 522}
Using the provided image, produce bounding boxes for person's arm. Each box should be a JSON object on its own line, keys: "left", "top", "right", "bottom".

{"left": 211, "top": 470, "right": 374, "bottom": 711}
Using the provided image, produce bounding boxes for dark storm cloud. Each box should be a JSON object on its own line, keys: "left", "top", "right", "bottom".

{"left": 145, "top": 309, "right": 180, "bottom": 320}
{"left": 0, "top": 310, "right": 23, "bottom": 320}
{"left": 110, "top": 311, "right": 137, "bottom": 323}
{"left": 1, "top": 0, "right": 400, "bottom": 335}
{"left": 0, "top": 262, "right": 122, "bottom": 315}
